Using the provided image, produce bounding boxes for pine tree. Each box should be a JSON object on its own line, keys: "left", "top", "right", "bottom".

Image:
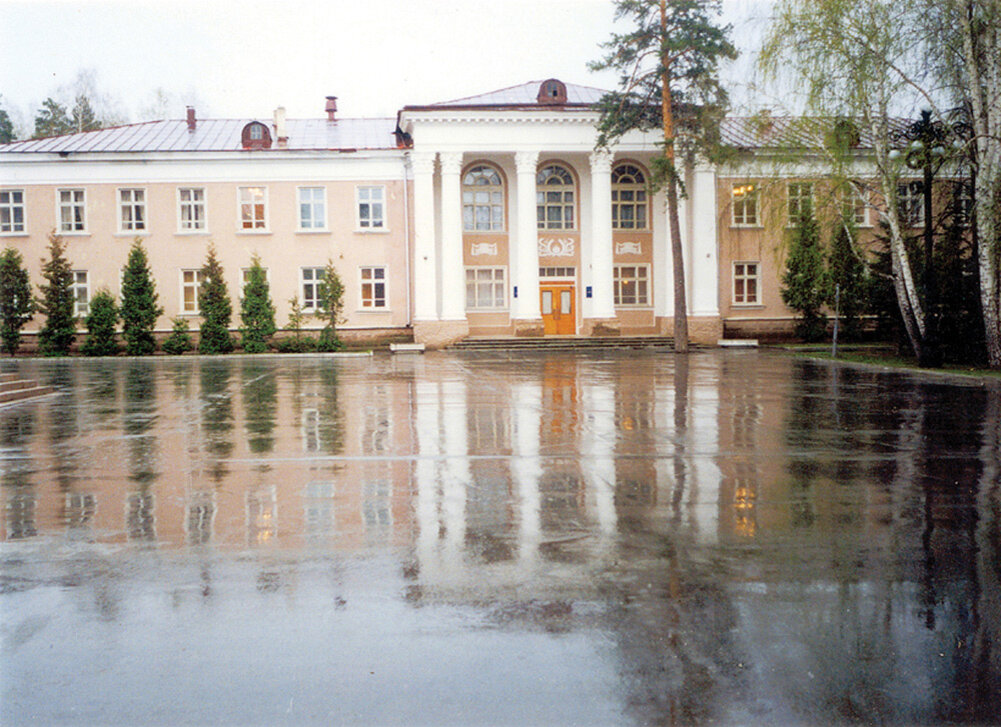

{"left": 781, "top": 210, "right": 830, "bottom": 342}
{"left": 81, "top": 289, "right": 120, "bottom": 356}
{"left": 0, "top": 98, "right": 15, "bottom": 143}
{"left": 827, "top": 216, "right": 869, "bottom": 341}
{"left": 197, "top": 244, "right": 234, "bottom": 354}
{"left": 37, "top": 232, "right": 77, "bottom": 355}
{"left": 33, "top": 98, "right": 73, "bottom": 138}
{"left": 120, "top": 239, "right": 162, "bottom": 355}
{"left": 317, "top": 260, "right": 345, "bottom": 352}
{"left": 0, "top": 247, "right": 34, "bottom": 355}
{"left": 240, "top": 254, "right": 276, "bottom": 353}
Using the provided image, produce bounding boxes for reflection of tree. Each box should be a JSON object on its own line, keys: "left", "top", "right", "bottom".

{"left": 125, "top": 362, "right": 158, "bottom": 485}
{"left": 318, "top": 365, "right": 345, "bottom": 455}
{"left": 241, "top": 360, "right": 277, "bottom": 454}
{"left": 200, "top": 361, "right": 233, "bottom": 481}
{"left": 87, "top": 365, "right": 118, "bottom": 426}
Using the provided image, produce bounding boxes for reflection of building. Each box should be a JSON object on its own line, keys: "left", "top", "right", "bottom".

{"left": 1, "top": 80, "right": 919, "bottom": 348}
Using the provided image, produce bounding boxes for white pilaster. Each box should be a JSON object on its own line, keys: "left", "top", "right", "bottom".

{"left": 513, "top": 150, "right": 541, "bottom": 321}
{"left": 691, "top": 165, "right": 719, "bottom": 316}
{"left": 588, "top": 150, "right": 616, "bottom": 320}
{"left": 410, "top": 151, "right": 439, "bottom": 321}
{"left": 439, "top": 152, "right": 466, "bottom": 321}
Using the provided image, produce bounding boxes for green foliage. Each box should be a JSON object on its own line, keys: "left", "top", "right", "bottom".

{"left": 317, "top": 260, "right": 345, "bottom": 351}
{"left": 71, "top": 94, "right": 101, "bottom": 133}
{"left": 0, "top": 247, "right": 34, "bottom": 355}
{"left": 239, "top": 254, "right": 276, "bottom": 353}
{"left": 197, "top": 244, "right": 234, "bottom": 354}
{"left": 782, "top": 211, "right": 830, "bottom": 342}
{"left": 81, "top": 289, "right": 120, "bottom": 356}
{"left": 37, "top": 232, "right": 76, "bottom": 356}
{"left": 275, "top": 335, "right": 318, "bottom": 353}
{"left": 120, "top": 239, "right": 163, "bottom": 356}
{"left": 827, "top": 215, "right": 869, "bottom": 341}
{"left": 162, "top": 317, "right": 194, "bottom": 355}
{"left": 33, "top": 98, "right": 73, "bottom": 138}
{"left": 0, "top": 98, "right": 15, "bottom": 143}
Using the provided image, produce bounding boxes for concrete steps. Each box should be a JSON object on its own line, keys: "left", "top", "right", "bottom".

{"left": 0, "top": 372, "right": 55, "bottom": 406}
{"left": 450, "top": 336, "right": 678, "bottom": 352}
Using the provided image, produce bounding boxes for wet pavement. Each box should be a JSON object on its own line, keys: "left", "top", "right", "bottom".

{"left": 1, "top": 350, "right": 1000, "bottom": 726}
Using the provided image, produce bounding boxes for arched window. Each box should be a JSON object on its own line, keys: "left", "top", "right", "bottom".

{"left": 612, "top": 163, "right": 647, "bottom": 230}
{"left": 536, "top": 164, "right": 575, "bottom": 230}
{"left": 241, "top": 121, "right": 272, "bottom": 149}
{"left": 462, "top": 164, "right": 504, "bottom": 231}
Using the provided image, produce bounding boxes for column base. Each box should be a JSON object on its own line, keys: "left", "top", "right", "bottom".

{"left": 656, "top": 315, "right": 723, "bottom": 345}
{"left": 512, "top": 319, "right": 544, "bottom": 337}
{"left": 413, "top": 319, "right": 470, "bottom": 349}
{"left": 582, "top": 318, "right": 620, "bottom": 337}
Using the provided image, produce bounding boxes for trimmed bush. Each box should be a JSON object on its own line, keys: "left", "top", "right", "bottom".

{"left": 37, "top": 232, "right": 76, "bottom": 356}
{"left": 240, "top": 253, "right": 276, "bottom": 353}
{"left": 162, "top": 317, "right": 194, "bottom": 355}
{"left": 81, "top": 289, "right": 120, "bottom": 356}
{"left": 198, "top": 244, "right": 234, "bottom": 354}
{"left": 121, "top": 239, "right": 163, "bottom": 355}
{"left": 0, "top": 247, "right": 34, "bottom": 356}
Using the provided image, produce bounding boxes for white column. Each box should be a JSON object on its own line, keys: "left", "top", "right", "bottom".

{"left": 439, "top": 151, "right": 466, "bottom": 321}
{"left": 513, "top": 150, "right": 541, "bottom": 321}
{"left": 410, "top": 151, "right": 439, "bottom": 321}
{"left": 588, "top": 150, "right": 616, "bottom": 320}
{"left": 691, "top": 165, "right": 719, "bottom": 316}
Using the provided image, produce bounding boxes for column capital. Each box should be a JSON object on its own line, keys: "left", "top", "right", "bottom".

{"left": 439, "top": 151, "right": 464, "bottom": 176}
{"left": 408, "top": 150, "right": 437, "bottom": 176}
{"left": 589, "top": 149, "right": 613, "bottom": 174}
{"left": 514, "top": 150, "right": 540, "bottom": 173}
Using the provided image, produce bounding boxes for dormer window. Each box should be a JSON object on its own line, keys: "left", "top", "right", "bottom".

{"left": 537, "top": 79, "right": 567, "bottom": 105}
{"left": 241, "top": 121, "right": 272, "bottom": 149}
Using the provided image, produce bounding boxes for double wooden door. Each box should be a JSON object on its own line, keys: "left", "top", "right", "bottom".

{"left": 540, "top": 284, "right": 575, "bottom": 335}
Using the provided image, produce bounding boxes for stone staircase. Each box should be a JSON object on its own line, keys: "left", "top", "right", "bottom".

{"left": 449, "top": 335, "right": 679, "bottom": 352}
{"left": 0, "top": 372, "right": 55, "bottom": 406}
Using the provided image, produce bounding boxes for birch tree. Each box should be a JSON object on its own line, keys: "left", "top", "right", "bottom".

{"left": 591, "top": 0, "right": 736, "bottom": 353}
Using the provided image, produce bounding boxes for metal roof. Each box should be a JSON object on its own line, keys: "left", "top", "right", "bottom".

{"left": 0, "top": 117, "right": 399, "bottom": 154}
{"left": 719, "top": 116, "right": 904, "bottom": 151}
{"left": 418, "top": 80, "right": 609, "bottom": 108}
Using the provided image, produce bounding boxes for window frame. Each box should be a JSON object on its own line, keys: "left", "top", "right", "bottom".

{"left": 464, "top": 266, "right": 507, "bottom": 310}
{"left": 536, "top": 163, "right": 576, "bottom": 231}
{"left": 0, "top": 189, "right": 26, "bottom": 235}
{"left": 897, "top": 180, "right": 924, "bottom": 228}
{"left": 57, "top": 188, "right": 87, "bottom": 234}
{"left": 786, "top": 182, "right": 813, "bottom": 226}
{"left": 180, "top": 269, "right": 204, "bottom": 314}
{"left": 118, "top": 187, "right": 148, "bottom": 234}
{"left": 462, "top": 164, "right": 505, "bottom": 232}
{"left": 356, "top": 186, "right": 386, "bottom": 231}
{"left": 732, "top": 261, "right": 760, "bottom": 306}
{"left": 297, "top": 186, "right": 328, "bottom": 232}
{"left": 72, "top": 270, "right": 90, "bottom": 317}
{"left": 849, "top": 184, "right": 871, "bottom": 228}
{"left": 612, "top": 163, "right": 649, "bottom": 231}
{"left": 177, "top": 187, "right": 207, "bottom": 233}
{"left": 613, "top": 264, "right": 650, "bottom": 307}
{"left": 359, "top": 266, "right": 387, "bottom": 310}
{"left": 237, "top": 186, "right": 269, "bottom": 232}
{"left": 731, "top": 183, "right": 759, "bottom": 227}
{"left": 300, "top": 266, "right": 326, "bottom": 312}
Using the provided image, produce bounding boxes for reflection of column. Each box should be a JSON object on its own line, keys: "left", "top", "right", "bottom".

{"left": 689, "top": 359, "right": 722, "bottom": 544}
{"left": 583, "top": 380, "right": 617, "bottom": 537}
{"left": 410, "top": 151, "right": 439, "bottom": 321}
{"left": 589, "top": 150, "right": 616, "bottom": 321}
{"left": 513, "top": 151, "right": 541, "bottom": 322}
{"left": 513, "top": 381, "right": 542, "bottom": 567}
{"left": 415, "top": 380, "right": 441, "bottom": 579}
{"left": 439, "top": 152, "right": 466, "bottom": 321}
{"left": 442, "top": 379, "right": 469, "bottom": 560}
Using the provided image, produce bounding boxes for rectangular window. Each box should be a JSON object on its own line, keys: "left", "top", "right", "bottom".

{"left": 301, "top": 267, "right": 326, "bottom": 311}
{"left": 898, "top": 181, "right": 924, "bottom": 227}
{"left": 239, "top": 186, "right": 267, "bottom": 230}
{"left": 360, "top": 267, "right": 387, "bottom": 308}
{"left": 613, "top": 265, "right": 649, "bottom": 306}
{"left": 733, "top": 262, "right": 760, "bottom": 305}
{"left": 178, "top": 187, "right": 206, "bottom": 231}
{"left": 731, "top": 183, "right": 758, "bottom": 226}
{"left": 119, "top": 188, "right": 147, "bottom": 232}
{"left": 298, "top": 186, "right": 326, "bottom": 230}
{"left": 612, "top": 189, "right": 647, "bottom": 230}
{"left": 181, "top": 269, "right": 203, "bottom": 314}
{"left": 357, "top": 186, "right": 385, "bottom": 229}
{"left": 787, "top": 182, "right": 813, "bottom": 225}
{"left": 465, "top": 267, "right": 506, "bottom": 309}
{"left": 0, "top": 190, "right": 25, "bottom": 234}
{"left": 58, "top": 189, "right": 86, "bottom": 232}
{"left": 72, "top": 270, "right": 89, "bottom": 316}
{"left": 850, "top": 185, "right": 869, "bottom": 227}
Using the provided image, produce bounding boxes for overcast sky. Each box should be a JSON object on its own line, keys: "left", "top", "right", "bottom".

{"left": 0, "top": 0, "right": 773, "bottom": 134}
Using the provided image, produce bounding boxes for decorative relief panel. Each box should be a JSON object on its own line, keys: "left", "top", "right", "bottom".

{"left": 470, "top": 242, "right": 498, "bottom": 257}
{"left": 615, "top": 241, "right": 643, "bottom": 256}
{"left": 538, "top": 237, "right": 575, "bottom": 257}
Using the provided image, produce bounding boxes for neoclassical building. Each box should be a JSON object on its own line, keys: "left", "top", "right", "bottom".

{"left": 0, "top": 79, "right": 892, "bottom": 348}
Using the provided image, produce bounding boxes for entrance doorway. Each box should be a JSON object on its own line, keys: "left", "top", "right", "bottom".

{"left": 540, "top": 284, "right": 575, "bottom": 335}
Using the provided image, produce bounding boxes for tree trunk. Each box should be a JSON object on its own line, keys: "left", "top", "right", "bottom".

{"left": 662, "top": 0, "right": 689, "bottom": 353}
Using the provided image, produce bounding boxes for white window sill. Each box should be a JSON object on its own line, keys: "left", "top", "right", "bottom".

{"left": 237, "top": 229, "right": 272, "bottom": 235}
{"left": 731, "top": 303, "right": 764, "bottom": 309}
{"left": 116, "top": 231, "right": 149, "bottom": 237}
{"left": 356, "top": 307, "right": 390, "bottom": 313}
{"left": 355, "top": 227, "right": 390, "bottom": 234}
{"left": 176, "top": 229, "right": 210, "bottom": 236}
{"left": 614, "top": 305, "right": 653, "bottom": 309}
{"left": 731, "top": 224, "right": 762, "bottom": 230}
{"left": 0, "top": 231, "right": 28, "bottom": 237}
{"left": 58, "top": 231, "right": 90, "bottom": 237}
{"left": 296, "top": 229, "right": 331, "bottom": 235}
{"left": 463, "top": 229, "right": 508, "bottom": 235}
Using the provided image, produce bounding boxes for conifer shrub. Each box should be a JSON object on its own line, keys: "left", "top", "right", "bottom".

{"left": 240, "top": 254, "right": 276, "bottom": 353}
{"left": 781, "top": 211, "right": 830, "bottom": 342}
{"left": 276, "top": 295, "right": 317, "bottom": 352}
{"left": 197, "top": 244, "right": 234, "bottom": 354}
{"left": 81, "top": 289, "right": 120, "bottom": 356}
{"left": 37, "top": 232, "right": 77, "bottom": 356}
{"left": 0, "top": 247, "right": 34, "bottom": 356}
{"left": 827, "top": 216, "right": 869, "bottom": 341}
{"left": 162, "top": 317, "right": 194, "bottom": 355}
{"left": 317, "top": 260, "right": 346, "bottom": 352}
{"left": 121, "top": 239, "right": 163, "bottom": 355}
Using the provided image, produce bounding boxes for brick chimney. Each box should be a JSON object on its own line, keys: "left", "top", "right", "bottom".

{"left": 325, "top": 96, "right": 338, "bottom": 122}
{"left": 273, "top": 106, "right": 288, "bottom": 148}
{"left": 186, "top": 106, "right": 196, "bottom": 132}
